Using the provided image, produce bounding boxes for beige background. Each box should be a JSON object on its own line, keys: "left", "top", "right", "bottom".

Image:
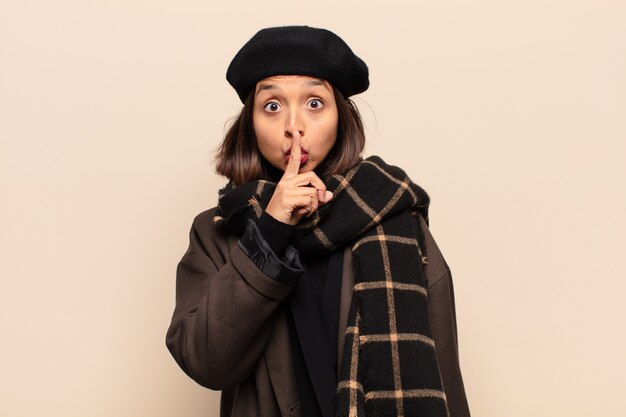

{"left": 1, "top": 0, "right": 625, "bottom": 416}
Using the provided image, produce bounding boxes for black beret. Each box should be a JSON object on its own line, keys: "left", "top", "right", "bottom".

{"left": 226, "top": 25, "right": 369, "bottom": 103}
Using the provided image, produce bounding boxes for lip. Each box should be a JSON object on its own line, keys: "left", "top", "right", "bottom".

{"left": 284, "top": 147, "right": 309, "bottom": 164}
{"left": 285, "top": 146, "right": 308, "bottom": 156}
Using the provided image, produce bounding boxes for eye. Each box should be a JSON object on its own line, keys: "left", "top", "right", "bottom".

{"left": 263, "top": 102, "right": 281, "bottom": 112}
{"left": 307, "top": 98, "right": 324, "bottom": 109}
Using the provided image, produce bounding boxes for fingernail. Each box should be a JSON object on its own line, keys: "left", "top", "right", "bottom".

{"left": 325, "top": 191, "right": 333, "bottom": 201}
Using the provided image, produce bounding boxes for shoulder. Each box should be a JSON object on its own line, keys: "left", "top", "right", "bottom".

{"left": 191, "top": 206, "right": 221, "bottom": 232}
{"left": 192, "top": 206, "right": 237, "bottom": 233}
{"left": 186, "top": 206, "right": 236, "bottom": 263}
{"left": 411, "top": 211, "right": 451, "bottom": 289}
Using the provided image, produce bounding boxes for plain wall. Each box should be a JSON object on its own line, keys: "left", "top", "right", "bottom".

{"left": 1, "top": 1, "right": 625, "bottom": 416}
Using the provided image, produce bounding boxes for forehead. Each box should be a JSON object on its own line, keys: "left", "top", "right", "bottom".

{"left": 255, "top": 75, "right": 332, "bottom": 94}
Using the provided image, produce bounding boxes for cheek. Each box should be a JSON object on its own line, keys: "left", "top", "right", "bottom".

{"left": 253, "top": 116, "right": 281, "bottom": 153}
{"left": 253, "top": 115, "right": 266, "bottom": 141}
{"left": 320, "top": 114, "right": 339, "bottom": 148}
{"left": 253, "top": 115, "right": 270, "bottom": 141}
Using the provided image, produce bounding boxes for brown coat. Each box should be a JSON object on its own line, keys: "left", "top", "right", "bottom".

{"left": 166, "top": 207, "right": 471, "bottom": 417}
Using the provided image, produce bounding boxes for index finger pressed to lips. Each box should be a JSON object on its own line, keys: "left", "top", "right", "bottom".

{"left": 282, "top": 131, "right": 331, "bottom": 204}
{"left": 284, "top": 130, "right": 301, "bottom": 178}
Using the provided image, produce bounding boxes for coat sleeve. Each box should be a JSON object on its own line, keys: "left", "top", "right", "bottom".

{"left": 415, "top": 213, "right": 472, "bottom": 417}
{"left": 165, "top": 208, "right": 306, "bottom": 390}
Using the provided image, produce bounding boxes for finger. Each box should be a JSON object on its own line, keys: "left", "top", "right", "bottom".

{"left": 283, "top": 130, "right": 302, "bottom": 178}
{"left": 285, "top": 189, "right": 319, "bottom": 215}
{"left": 289, "top": 172, "right": 330, "bottom": 203}
{"left": 307, "top": 193, "right": 319, "bottom": 217}
{"left": 289, "top": 171, "right": 323, "bottom": 187}
{"left": 286, "top": 194, "right": 315, "bottom": 214}
{"left": 297, "top": 198, "right": 312, "bottom": 215}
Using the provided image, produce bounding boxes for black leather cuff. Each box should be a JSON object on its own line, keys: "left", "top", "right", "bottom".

{"left": 238, "top": 218, "right": 305, "bottom": 285}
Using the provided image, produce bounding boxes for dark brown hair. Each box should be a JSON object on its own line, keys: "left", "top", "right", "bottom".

{"left": 214, "top": 85, "right": 365, "bottom": 185}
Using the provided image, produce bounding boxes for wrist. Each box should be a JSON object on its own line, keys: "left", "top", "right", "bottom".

{"left": 256, "top": 211, "right": 296, "bottom": 254}
{"left": 264, "top": 205, "right": 293, "bottom": 225}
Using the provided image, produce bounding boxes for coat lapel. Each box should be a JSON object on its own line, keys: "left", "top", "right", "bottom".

{"left": 263, "top": 305, "right": 302, "bottom": 416}
{"left": 258, "top": 244, "right": 359, "bottom": 416}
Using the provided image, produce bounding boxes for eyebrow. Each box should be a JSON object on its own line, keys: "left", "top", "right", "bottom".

{"left": 256, "top": 78, "right": 328, "bottom": 96}
{"left": 305, "top": 79, "right": 325, "bottom": 87}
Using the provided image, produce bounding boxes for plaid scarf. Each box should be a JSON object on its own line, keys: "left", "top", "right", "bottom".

{"left": 214, "top": 155, "right": 449, "bottom": 417}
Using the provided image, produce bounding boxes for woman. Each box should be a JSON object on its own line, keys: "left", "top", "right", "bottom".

{"left": 166, "top": 25, "right": 471, "bottom": 417}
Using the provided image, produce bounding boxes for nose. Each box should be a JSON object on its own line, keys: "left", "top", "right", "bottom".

{"left": 284, "top": 107, "right": 304, "bottom": 138}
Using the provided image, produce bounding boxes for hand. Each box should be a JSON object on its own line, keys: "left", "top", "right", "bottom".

{"left": 264, "top": 131, "right": 334, "bottom": 225}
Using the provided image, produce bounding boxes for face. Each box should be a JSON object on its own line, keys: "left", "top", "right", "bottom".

{"left": 252, "top": 75, "right": 339, "bottom": 174}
